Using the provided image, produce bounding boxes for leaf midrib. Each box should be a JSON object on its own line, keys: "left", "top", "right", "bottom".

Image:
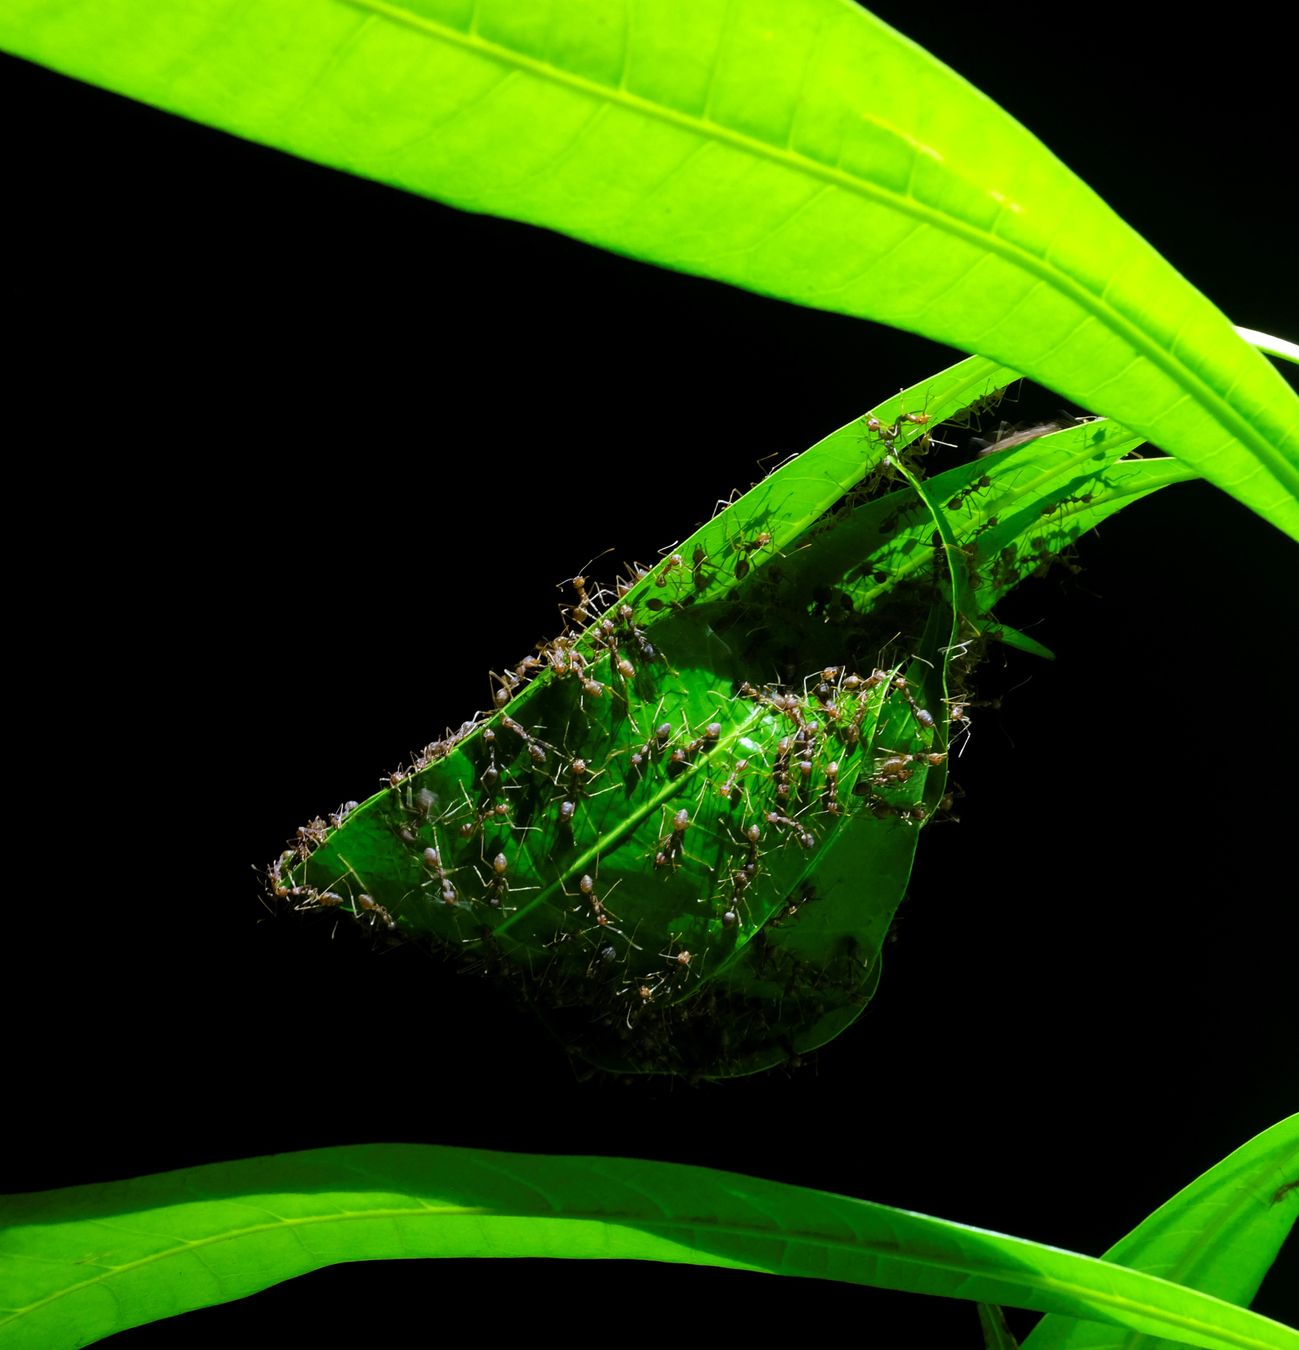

{"left": 496, "top": 697, "right": 772, "bottom": 933}
{"left": 341, "top": 0, "right": 1284, "bottom": 485}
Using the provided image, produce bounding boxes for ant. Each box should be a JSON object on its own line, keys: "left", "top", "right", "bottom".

{"left": 948, "top": 380, "right": 1019, "bottom": 429}
{"left": 654, "top": 552, "right": 685, "bottom": 587}
{"left": 658, "top": 938, "right": 701, "bottom": 988}
{"left": 564, "top": 573, "right": 595, "bottom": 626}
{"left": 614, "top": 602, "right": 658, "bottom": 664}
{"left": 772, "top": 733, "right": 796, "bottom": 804}
{"left": 554, "top": 750, "right": 612, "bottom": 804}
{"left": 944, "top": 699, "right": 973, "bottom": 756}
{"left": 565, "top": 867, "right": 639, "bottom": 955}
{"left": 946, "top": 473, "right": 993, "bottom": 512}
{"left": 863, "top": 409, "right": 932, "bottom": 453}
{"left": 490, "top": 668, "right": 522, "bottom": 709}
{"left": 329, "top": 856, "right": 397, "bottom": 930}
{"left": 629, "top": 714, "right": 675, "bottom": 773}
{"left": 653, "top": 807, "right": 693, "bottom": 868}
{"left": 812, "top": 666, "right": 846, "bottom": 706}
{"left": 878, "top": 496, "right": 926, "bottom": 535}
{"left": 420, "top": 843, "right": 460, "bottom": 907}
{"left": 355, "top": 892, "right": 396, "bottom": 930}
{"left": 839, "top": 668, "right": 894, "bottom": 747}
{"left": 294, "top": 816, "right": 329, "bottom": 851}
{"left": 870, "top": 748, "right": 946, "bottom": 788}
{"left": 452, "top": 786, "right": 515, "bottom": 849}
{"left": 474, "top": 850, "right": 535, "bottom": 911}
{"left": 717, "top": 756, "right": 752, "bottom": 805}
{"left": 888, "top": 673, "right": 938, "bottom": 734}
{"left": 765, "top": 809, "right": 817, "bottom": 851}
{"left": 821, "top": 759, "right": 842, "bottom": 817}
{"left": 733, "top": 530, "right": 774, "bottom": 581}
{"left": 267, "top": 850, "right": 312, "bottom": 906}
{"left": 499, "top": 713, "right": 553, "bottom": 770}
{"left": 618, "top": 978, "right": 662, "bottom": 1028}
{"left": 1040, "top": 489, "right": 1097, "bottom": 517}
{"left": 720, "top": 820, "right": 765, "bottom": 926}
{"left": 667, "top": 719, "right": 723, "bottom": 774}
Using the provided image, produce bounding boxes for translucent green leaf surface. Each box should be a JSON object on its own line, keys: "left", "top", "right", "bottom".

{"left": 3, "top": 1144, "right": 1297, "bottom": 1350}
{"left": 2, "top": 1, "right": 1295, "bottom": 535}
{"left": 1021, "top": 1115, "right": 1299, "bottom": 1350}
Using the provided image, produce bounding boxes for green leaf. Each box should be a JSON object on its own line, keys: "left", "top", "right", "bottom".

{"left": 2, "top": 1, "right": 1295, "bottom": 536}
{"left": 4, "top": 1144, "right": 1298, "bottom": 1350}
{"left": 1021, "top": 1115, "right": 1299, "bottom": 1350}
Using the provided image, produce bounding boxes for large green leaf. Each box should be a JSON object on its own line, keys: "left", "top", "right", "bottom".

{"left": 1021, "top": 1114, "right": 1299, "bottom": 1349}
{"left": 3, "top": 1143, "right": 1297, "bottom": 1350}
{"left": 2, "top": 1, "right": 1295, "bottom": 536}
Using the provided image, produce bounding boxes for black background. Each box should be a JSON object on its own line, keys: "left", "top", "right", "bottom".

{"left": 4, "top": 2, "right": 1296, "bottom": 1343}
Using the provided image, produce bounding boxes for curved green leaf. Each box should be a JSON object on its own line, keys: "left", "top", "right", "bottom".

{"left": 3, "top": 1144, "right": 1298, "bottom": 1350}
{"left": 2, "top": 0, "right": 1296, "bottom": 535}
{"left": 1021, "top": 1115, "right": 1299, "bottom": 1349}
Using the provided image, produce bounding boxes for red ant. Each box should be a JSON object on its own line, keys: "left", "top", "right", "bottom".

{"left": 733, "top": 530, "right": 773, "bottom": 580}
{"left": 654, "top": 552, "right": 684, "bottom": 587}
{"left": 565, "top": 867, "right": 638, "bottom": 954}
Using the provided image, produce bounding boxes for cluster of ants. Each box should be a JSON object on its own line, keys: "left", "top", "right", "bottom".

{"left": 266, "top": 797, "right": 399, "bottom": 932}
{"left": 733, "top": 664, "right": 949, "bottom": 837}
{"left": 602, "top": 663, "right": 955, "bottom": 1027}
{"left": 268, "top": 419, "right": 1004, "bottom": 1051}
{"left": 321, "top": 652, "right": 950, "bottom": 1029}
{"left": 270, "top": 550, "right": 964, "bottom": 982}
{"left": 265, "top": 383, "right": 1104, "bottom": 1074}
{"left": 262, "top": 566, "right": 672, "bottom": 928}
{"left": 938, "top": 457, "right": 1098, "bottom": 595}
